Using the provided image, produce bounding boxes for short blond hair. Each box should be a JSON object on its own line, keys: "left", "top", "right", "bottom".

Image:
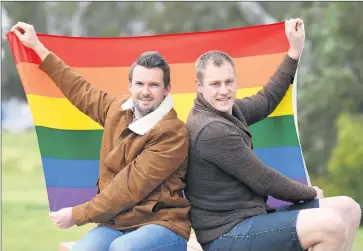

{"left": 195, "top": 50, "right": 235, "bottom": 84}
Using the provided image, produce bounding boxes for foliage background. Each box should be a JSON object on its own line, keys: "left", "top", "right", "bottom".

{"left": 2, "top": 2, "right": 362, "bottom": 250}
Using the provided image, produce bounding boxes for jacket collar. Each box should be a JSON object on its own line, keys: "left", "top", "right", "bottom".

{"left": 121, "top": 94, "right": 173, "bottom": 135}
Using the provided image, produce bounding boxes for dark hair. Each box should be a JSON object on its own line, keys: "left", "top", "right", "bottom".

{"left": 195, "top": 50, "right": 235, "bottom": 84}
{"left": 128, "top": 51, "right": 170, "bottom": 89}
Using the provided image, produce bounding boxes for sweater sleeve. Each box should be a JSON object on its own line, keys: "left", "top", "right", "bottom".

{"left": 195, "top": 121, "right": 317, "bottom": 203}
{"left": 38, "top": 52, "right": 115, "bottom": 127}
{"left": 235, "top": 54, "right": 298, "bottom": 126}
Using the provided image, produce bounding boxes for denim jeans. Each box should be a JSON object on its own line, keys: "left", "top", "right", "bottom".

{"left": 203, "top": 199, "right": 319, "bottom": 251}
{"left": 70, "top": 224, "right": 187, "bottom": 251}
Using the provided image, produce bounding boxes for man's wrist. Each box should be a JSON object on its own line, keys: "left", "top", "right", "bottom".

{"left": 287, "top": 48, "right": 301, "bottom": 60}
{"left": 34, "top": 41, "right": 50, "bottom": 61}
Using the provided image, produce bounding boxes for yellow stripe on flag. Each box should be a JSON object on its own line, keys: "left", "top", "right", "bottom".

{"left": 27, "top": 95, "right": 103, "bottom": 130}
{"left": 26, "top": 86, "right": 293, "bottom": 130}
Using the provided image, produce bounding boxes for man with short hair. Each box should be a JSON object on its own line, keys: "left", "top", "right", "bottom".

{"left": 186, "top": 18, "right": 361, "bottom": 251}
{"left": 11, "top": 22, "right": 190, "bottom": 251}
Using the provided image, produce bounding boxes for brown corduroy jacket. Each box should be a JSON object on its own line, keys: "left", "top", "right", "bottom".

{"left": 39, "top": 52, "right": 191, "bottom": 239}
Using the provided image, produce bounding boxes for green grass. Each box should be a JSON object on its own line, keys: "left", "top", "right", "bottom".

{"left": 2, "top": 130, "right": 363, "bottom": 250}
{"left": 2, "top": 130, "right": 95, "bottom": 251}
{"left": 354, "top": 229, "right": 363, "bottom": 251}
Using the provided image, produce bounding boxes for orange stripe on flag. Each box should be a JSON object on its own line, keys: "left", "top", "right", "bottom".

{"left": 17, "top": 52, "right": 287, "bottom": 98}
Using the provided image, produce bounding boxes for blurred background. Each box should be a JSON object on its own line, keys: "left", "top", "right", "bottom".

{"left": 1, "top": 1, "right": 362, "bottom": 250}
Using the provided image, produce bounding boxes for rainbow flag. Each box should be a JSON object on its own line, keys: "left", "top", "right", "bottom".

{"left": 7, "top": 22, "right": 310, "bottom": 212}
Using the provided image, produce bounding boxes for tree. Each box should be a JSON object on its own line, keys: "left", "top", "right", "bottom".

{"left": 2, "top": 2, "right": 47, "bottom": 100}
{"left": 326, "top": 113, "right": 363, "bottom": 207}
{"left": 297, "top": 2, "right": 363, "bottom": 180}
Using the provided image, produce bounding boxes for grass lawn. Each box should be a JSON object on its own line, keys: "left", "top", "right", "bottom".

{"left": 2, "top": 129, "right": 363, "bottom": 250}
{"left": 2, "top": 129, "right": 95, "bottom": 251}
{"left": 355, "top": 231, "right": 363, "bottom": 251}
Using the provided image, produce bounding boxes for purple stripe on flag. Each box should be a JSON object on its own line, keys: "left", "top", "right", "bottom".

{"left": 266, "top": 178, "right": 309, "bottom": 208}
{"left": 267, "top": 197, "right": 293, "bottom": 208}
{"left": 47, "top": 187, "right": 97, "bottom": 212}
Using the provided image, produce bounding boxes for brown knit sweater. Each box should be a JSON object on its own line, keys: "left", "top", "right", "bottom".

{"left": 185, "top": 54, "right": 317, "bottom": 245}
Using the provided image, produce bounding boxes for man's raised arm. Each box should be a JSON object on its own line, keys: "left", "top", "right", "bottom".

{"left": 11, "top": 22, "right": 115, "bottom": 127}
{"left": 235, "top": 18, "right": 304, "bottom": 126}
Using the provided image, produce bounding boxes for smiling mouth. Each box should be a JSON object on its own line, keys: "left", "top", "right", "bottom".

{"left": 217, "top": 97, "right": 231, "bottom": 101}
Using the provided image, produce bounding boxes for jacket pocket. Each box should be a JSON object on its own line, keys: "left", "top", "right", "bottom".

{"left": 112, "top": 191, "right": 162, "bottom": 227}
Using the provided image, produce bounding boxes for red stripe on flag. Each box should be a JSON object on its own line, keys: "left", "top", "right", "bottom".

{"left": 7, "top": 22, "right": 288, "bottom": 67}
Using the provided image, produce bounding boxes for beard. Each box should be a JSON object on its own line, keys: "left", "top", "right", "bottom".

{"left": 134, "top": 95, "right": 158, "bottom": 116}
{"left": 135, "top": 102, "right": 157, "bottom": 116}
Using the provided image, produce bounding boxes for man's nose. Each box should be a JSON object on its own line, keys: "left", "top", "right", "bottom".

{"left": 141, "top": 85, "right": 150, "bottom": 95}
{"left": 219, "top": 83, "right": 229, "bottom": 95}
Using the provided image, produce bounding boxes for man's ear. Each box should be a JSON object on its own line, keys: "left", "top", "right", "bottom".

{"left": 196, "top": 78, "right": 203, "bottom": 94}
{"left": 128, "top": 81, "right": 132, "bottom": 93}
{"left": 164, "top": 84, "right": 171, "bottom": 95}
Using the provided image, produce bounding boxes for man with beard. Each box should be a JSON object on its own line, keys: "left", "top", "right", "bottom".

{"left": 185, "top": 18, "right": 361, "bottom": 251}
{"left": 11, "top": 22, "right": 190, "bottom": 251}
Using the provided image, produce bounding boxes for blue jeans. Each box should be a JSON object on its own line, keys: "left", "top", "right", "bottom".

{"left": 70, "top": 224, "right": 187, "bottom": 251}
{"left": 203, "top": 199, "right": 319, "bottom": 251}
